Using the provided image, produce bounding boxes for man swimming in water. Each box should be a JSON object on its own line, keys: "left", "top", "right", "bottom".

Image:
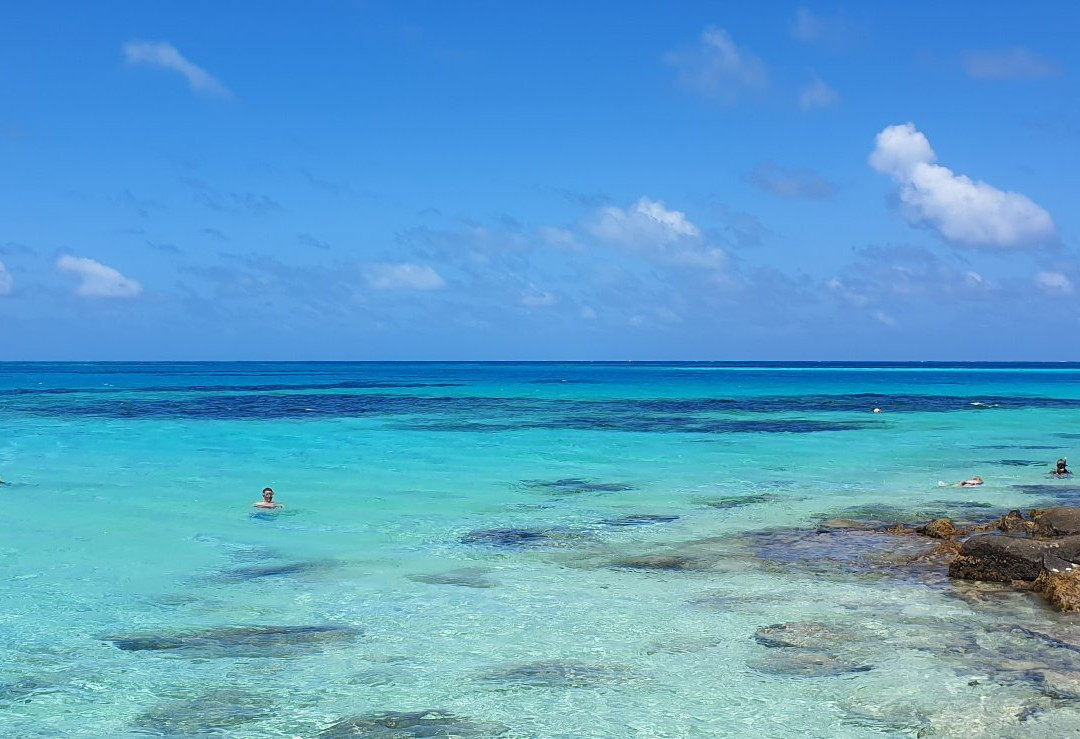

{"left": 254, "top": 487, "right": 284, "bottom": 509}
{"left": 956, "top": 475, "right": 983, "bottom": 487}
{"left": 1052, "top": 458, "right": 1072, "bottom": 477}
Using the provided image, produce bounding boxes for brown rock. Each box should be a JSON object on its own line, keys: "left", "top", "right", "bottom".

{"left": 949, "top": 534, "right": 1080, "bottom": 583}
{"left": 1032, "top": 507, "right": 1080, "bottom": 538}
{"left": 916, "top": 518, "right": 967, "bottom": 539}
{"left": 997, "top": 509, "right": 1031, "bottom": 534}
{"left": 950, "top": 535, "right": 1056, "bottom": 582}
{"left": 1035, "top": 563, "right": 1080, "bottom": 612}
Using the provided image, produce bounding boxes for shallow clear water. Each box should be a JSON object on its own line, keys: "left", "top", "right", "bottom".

{"left": 3, "top": 362, "right": 1080, "bottom": 736}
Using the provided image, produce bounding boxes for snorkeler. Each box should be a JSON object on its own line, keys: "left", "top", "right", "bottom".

{"left": 956, "top": 476, "right": 984, "bottom": 487}
{"left": 254, "top": 487, "right": 284, "bottom": 509}
{"left": 1052, "top": 458, "right": 1072, "bottom": 477}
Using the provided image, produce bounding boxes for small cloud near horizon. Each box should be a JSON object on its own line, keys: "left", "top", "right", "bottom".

{"left": 57, "top": 255, "right": 143, "bottom": 298}
{"left": 123, "top": 40, "right": 232, "bottom": 98}
{"left": 869, "top": 122, "right": 1055, "bottom": 248}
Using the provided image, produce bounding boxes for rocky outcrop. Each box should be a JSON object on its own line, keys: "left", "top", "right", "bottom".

{"left": 947, "top": 507, "right": 1080, "bottom": 611}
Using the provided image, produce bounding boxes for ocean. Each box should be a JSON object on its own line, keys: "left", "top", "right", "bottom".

{"left": 2, "top": 361, "right": 1080, "bottom": 737}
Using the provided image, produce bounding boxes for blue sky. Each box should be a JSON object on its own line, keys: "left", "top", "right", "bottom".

{"left": 2, "top": 1, "right": 1079, "bottom": 360}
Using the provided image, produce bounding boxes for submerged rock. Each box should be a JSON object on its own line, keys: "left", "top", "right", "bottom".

{"left": 407, "top": 568, "right": 497, "bottom": 589}
{"left": 460, "top": 527, "right": 588, "bottom": 548}
{"left": 319, "top": 709, "right": 509, "bottom": 737}
{"left": 519, "top": 478, "right": 634, "bottom": 494}
{"left": 746, "top": 650, "right": 872, "bottom": 678}
{"left": 601, "top": 513, "right": 679, "bottom": 527}
{"left": 610, "top": 554, "right": 707, "bottom": 571}
{"left": 106, "top": 624, "right": 360, "bottom": 657}
{"left": 698, "top": 494, "right": 783, "bottom": 509}
{"left": 754, "top": 622, "right": 860, "bottom": 649}
{"left": 214, "top": 560, "right": 330, "bottom": 582}
{"left": 479, "top": 660, "right": 628, "bottom": 689}
{"left": 133, "top": 690, "right": 269, "bottom": 734}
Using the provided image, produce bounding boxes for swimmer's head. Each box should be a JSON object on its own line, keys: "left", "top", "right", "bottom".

{"left": 262, "top": 487, "right": 274, "bottom": 501}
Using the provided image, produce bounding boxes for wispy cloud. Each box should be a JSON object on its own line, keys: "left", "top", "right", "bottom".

{"left": 664, "top": 27, "right": 767, "bottom": 103}
{"left": 57, "top": 255, "right": 142, "bottom": 298}
{"left": 0, "top": 260, "right": 13, "bottom": 295}
{"left": 963, "top": 48, "right": 1060, "bottom": 80}
{"left": 799, "top": 73, "right": 840, "bottom": 109}
{"left": 1036, "top": 270, "right": 1074, "bottom": 294}
{"left": 123, "top": 40, "right": 232, "bottom": 98}
{"left": 869, "top": 122, "right": 1055, "bottom": 248}
{"left": 790, "top": 8, "right": 861, "bottom": 50}
{"left": 744, "top": 162, "right": 836, "bottom": 200}
{"left": 365, "top": 262, "right": 446, "bottom": 290}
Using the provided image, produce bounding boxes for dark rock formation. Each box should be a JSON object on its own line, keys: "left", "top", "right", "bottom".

{"left": 947, "top": 506, "right": 1080, "bottom": 611}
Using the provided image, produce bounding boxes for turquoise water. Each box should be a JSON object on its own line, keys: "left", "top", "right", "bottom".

{"left": 3, "top": 362, "right": 1080, "bottom": 737}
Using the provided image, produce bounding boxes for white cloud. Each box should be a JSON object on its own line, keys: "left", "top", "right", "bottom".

{"left": 1036, "top": 270, "right": 1074, "bottom": 294}
{"left": 590, "top": 197, "right": 700, "bottom": 243}
{"left": 365, "top": 262, "right": 445, "bottom": 290}
{"left": 664, "top": 27, "right": 767, "bottom": 103}
{"left": 964, "top": 48, "right": 1060, "bottom": 80}
{"left": 57, "top": 256, "right": 142, "bottom": 298}
{"left": 869, "top": 122, "right": 1055, "bottom": 248}
{"left": 124, "top": 40, "right": 231, "bottom": 98}
{"left": 0, "top": 261, "right": 12, "bottom": 295}
{"left": 799, "top": 74, "right": 840, "bottom": 109}
{"left": 588, "top": 197, "right": 727, "bottom": 272}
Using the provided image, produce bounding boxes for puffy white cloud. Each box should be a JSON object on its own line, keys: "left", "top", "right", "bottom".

{"left": 590, "top": 197, "right": 700, "bottom": 243}
{"left": 0, "top": 260, "right": 12, "bottom": 295}
{"left": 664, "top": 27, "right": 767, "bottom": 103}
{"left": 57, "top": 256, "right": 142, "bottom": 298}
{"left": 799, "top": 74, "right": 840, "bottom": 109}
{"left": 365, "top": 262, "right": 445, "bottom": 290}
{"left": 1036, "top": 270, "right": 1074, "bottom": 294}
{"left": 124, "top": 40, "right": 231, "bottom": 98}
{"left": 587, "top": 197, "right": 727, "bottom": 271}
{"left": 869, "top": 122, "right": 1055, "bottom": 248}
{"left": 964, "top": 48, "right": 1060, "bottom": 79}
{"left": 745, "top": 162, "right": 835, "bottom": 199}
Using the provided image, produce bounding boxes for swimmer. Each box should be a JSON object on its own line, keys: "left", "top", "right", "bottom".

{"left": 955, "top": 475, "right": 983, "bottom": 487}
{"left": 1052, "top": 458, "right": 1072, "bottom": 477}
{"left": 254, "top": 487, "right": 284, "bottom": 509}
{"left": 873, "top": 408, "right": 882, "bottom": 414}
